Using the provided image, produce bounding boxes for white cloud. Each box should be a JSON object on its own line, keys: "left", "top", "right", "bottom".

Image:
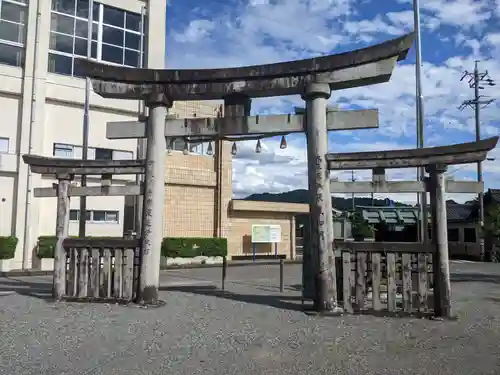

{"left": 249, "top": 0, "right": 269, "bottom": 5}
{"left": 167, "top": 0, "right": 500, "bottom": 204}
{"left": 386, "top": 10, "right": 414, "bottom": 29}
{"left": 398, "top": 0, "right": 491, "bottom": 29}
{"left": 171, "top": 19, "right": 214, "bottom": 43}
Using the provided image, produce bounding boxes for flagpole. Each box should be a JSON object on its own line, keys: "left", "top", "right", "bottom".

{"left": 79, "top": 0, "right": 94, "bottom": 237}
{"left": 413, "top": 0, "right": 427, "bottom": 243}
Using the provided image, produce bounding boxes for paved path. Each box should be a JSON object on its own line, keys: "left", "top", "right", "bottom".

{"left": 0, "top": 262, "right": 500, "bottom": 374}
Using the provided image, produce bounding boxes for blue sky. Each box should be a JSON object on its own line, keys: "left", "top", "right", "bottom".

{"left": 164, "top": 0, "right": 500, "bottom": 203}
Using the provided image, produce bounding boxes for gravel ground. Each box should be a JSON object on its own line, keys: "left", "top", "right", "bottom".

{"left": 1, "top": 262, "right": 500, "bottom": 375}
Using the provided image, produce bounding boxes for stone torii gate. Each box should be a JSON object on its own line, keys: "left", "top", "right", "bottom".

{"left": 76, "top": 32, "right": 416, "bottom": 311}
{"left": 326, "top": 136, "right": 498, "bottom": 317}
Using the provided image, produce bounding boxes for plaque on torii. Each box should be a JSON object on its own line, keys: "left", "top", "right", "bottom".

{"left": 75, "top": 32, "right": 415, "bottom": 310}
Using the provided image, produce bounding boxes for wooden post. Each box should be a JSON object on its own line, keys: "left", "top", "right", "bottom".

{"left": 221, "top": 256, "right": 227, "bottom": 291}
{"left": 427, "top": 164, "right": 452, "bottom": 318}
{"left": 279, "top": 258, "right": 284, "bottom": 293}
{"left": 54, "top": 175, "right": 71, "bottom": 300}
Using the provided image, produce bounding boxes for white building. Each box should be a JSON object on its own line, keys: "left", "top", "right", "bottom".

{"left": 0, "top": 0, "right": 172, "bottom": 270}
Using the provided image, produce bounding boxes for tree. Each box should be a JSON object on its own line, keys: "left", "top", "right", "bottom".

{"left": 483, "top": 203, "right": 500, "bottom": 262}
{"left": 483, "top": 204, "right": 500, "bottom": 238}
{"left": 350, "top": 211, "right": 375, "bottom": 241}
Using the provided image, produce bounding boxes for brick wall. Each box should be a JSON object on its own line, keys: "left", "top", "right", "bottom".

{"left": 228, "top": 211, "right": 294, "bottom": 258}
{"left": 161, "top": 100, "right": 307, "bottom": 259}
{"left": 163, "top": 150, "right": 218, "bottom": 237}
{"left": 172, "top": 100, "right": 223, "bottom": 118}
{"left": 163, "top": 101, "right": 224, "bottom": 238}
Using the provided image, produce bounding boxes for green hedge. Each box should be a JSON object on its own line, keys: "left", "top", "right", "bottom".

{"left": 0, "top": 236, "right": 18, "bottom": 260}
{"left": 161, "top": 237, "right": 227, "bottom": 258}
{"left": 37, "top": 236, "right": 121, "bottom": 258}
{"left": 37, "top": 236, "right": 57, "bottom": 259}
{"left": 37, "top": 236, "right": 227, "bottom": 258}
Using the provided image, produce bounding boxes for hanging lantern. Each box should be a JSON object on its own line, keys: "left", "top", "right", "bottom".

{"left": 183, "top": 139, "right": 189, "bottom": 155}
{"left": 280, "top": 135, "right": 287, "bottom": 149}
{"left": 255, "top": 139, "right": 262, "bottom": 153}
{"left": 231, "top": 142, "right": 237, "bottom": 156}
{"left": 206, "top": 141, "right": 213, "bottom": 156}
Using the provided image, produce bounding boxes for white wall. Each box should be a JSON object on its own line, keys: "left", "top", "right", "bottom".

{"left": 0, "top": 176, "right": 15, "bottom": 237}
{"left": 0, "top": 0, "right": 167, "bottom": 269}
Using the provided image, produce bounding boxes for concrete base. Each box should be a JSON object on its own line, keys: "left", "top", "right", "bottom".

{"left": 0, "top": 259, "right": 12, "bottom": 272}
{"left": 364, "top": 288, "right": 435, "bottom": 310}
{"left": 32, "top": 257, "right": 54, "bottom": 271}
{"left": 160, "top": 256, "right": 224, "bottom": 267}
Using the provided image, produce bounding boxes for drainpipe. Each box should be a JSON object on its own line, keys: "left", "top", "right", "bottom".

{"left": 22, "top": 0, "right": 41, "bottom": 269}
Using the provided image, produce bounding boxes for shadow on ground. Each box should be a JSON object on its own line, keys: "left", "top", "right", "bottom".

{"left": 160, "top": 284, "right": 305, "bottom": 312}
{"left": 450, "top": 273, "right": 500, "bottom": 284}
{"left": 0, "top": 278, "right": 52, "bottom": 300}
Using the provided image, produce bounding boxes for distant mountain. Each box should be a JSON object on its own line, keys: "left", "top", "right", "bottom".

{"left": 243, "top": 189, "right": 412, "bottom": 211}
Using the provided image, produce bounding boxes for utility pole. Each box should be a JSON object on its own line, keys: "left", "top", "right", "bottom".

{"left": 79, "top": 0, "right": 94, "bottom": 237}
{"left": 135, "top": 5, "right": 148, "bottom": 236}
{"left": 459, "top": 60, "right": 496, "bottom": 261}
{"left": 351, "top": 170, "right": 355, "bottom": 212}
{"left": 413, "top": 0, "right": 427, "bottom": 244}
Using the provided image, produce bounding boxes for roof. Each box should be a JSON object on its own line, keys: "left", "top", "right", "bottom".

{"left": 489, "top": 189, "right": 500, "bottom": 204}
{"left": 358, "top": 203, "right": 476, "bottom": 225}
{"left": 446, "top": 204, "right": 475, "bottom": 222}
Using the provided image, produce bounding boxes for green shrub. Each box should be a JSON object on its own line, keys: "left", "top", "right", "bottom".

{"left": 37, "top": 236, "right": 227, "bottom": 259}
{"left": 351, "top": 211, "right": 375, "bottom": 241}
{"left": 161, "top": 237, "right": 227, "bottom": 258}
{"left": 37, "top": 236, "right": 57, "bottom": 258}
{"left": 36, "top": 236, "right": 121, "bottom": 258}
{"left": 0, "top": 236, "right": 18, "bottom": 260}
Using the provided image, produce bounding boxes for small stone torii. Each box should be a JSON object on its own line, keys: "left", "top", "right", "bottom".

{"left": 69, "top": 32, "right": 417, "bottom": 310}
{"left": 326, "top": 136, "right": 499, "bottom": 317}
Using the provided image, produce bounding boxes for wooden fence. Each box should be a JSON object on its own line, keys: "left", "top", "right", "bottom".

{"left": 335, "top": 241, "right": 434, "bottom": 315}
{"left": 63, "top": 238, "right": 141, "bottom": 302}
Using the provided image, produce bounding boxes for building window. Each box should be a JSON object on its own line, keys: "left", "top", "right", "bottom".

{"left": 169, "top": 139, "right": 211, "bottom": 155}
{"left": 69, "top": 209, "right": 91, "bottom": 221}
{"left": 447, "top": 228, "right": 460, "bottom": 242}
{"left": 48, "top": 1, "right": 145, "bottom": 78}
{"left": 53, "top": 142, "right": 133, "bottom": 160}
{"left": 53, "top": 142, "right": 76, "bottom": 157}
{"left": 0, "top": 0, "right": 27, "bottom": 67}
{"left": 95, "top": 147, "right": 113, "bottom": 160}
{"left": 113, "top": 149, "right": 133, "bottom": 160}
{"left": 464, "top": 227, "right": 477, "bottom": 243}
{"left": 69, "top": 209, "right": 119, "bottom": 223}
{"left": 0, "top": 137, "right": 8, "bottom": 153}
{"left": 95, "top": 147, "right": 133, "bottom": 160}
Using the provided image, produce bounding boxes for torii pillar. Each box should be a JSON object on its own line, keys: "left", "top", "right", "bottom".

{"left": 139, "top": 93, "right": 170, "bottom": 304}
{"left": 302, "top": 83, "right": 339, "bottom": 312}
